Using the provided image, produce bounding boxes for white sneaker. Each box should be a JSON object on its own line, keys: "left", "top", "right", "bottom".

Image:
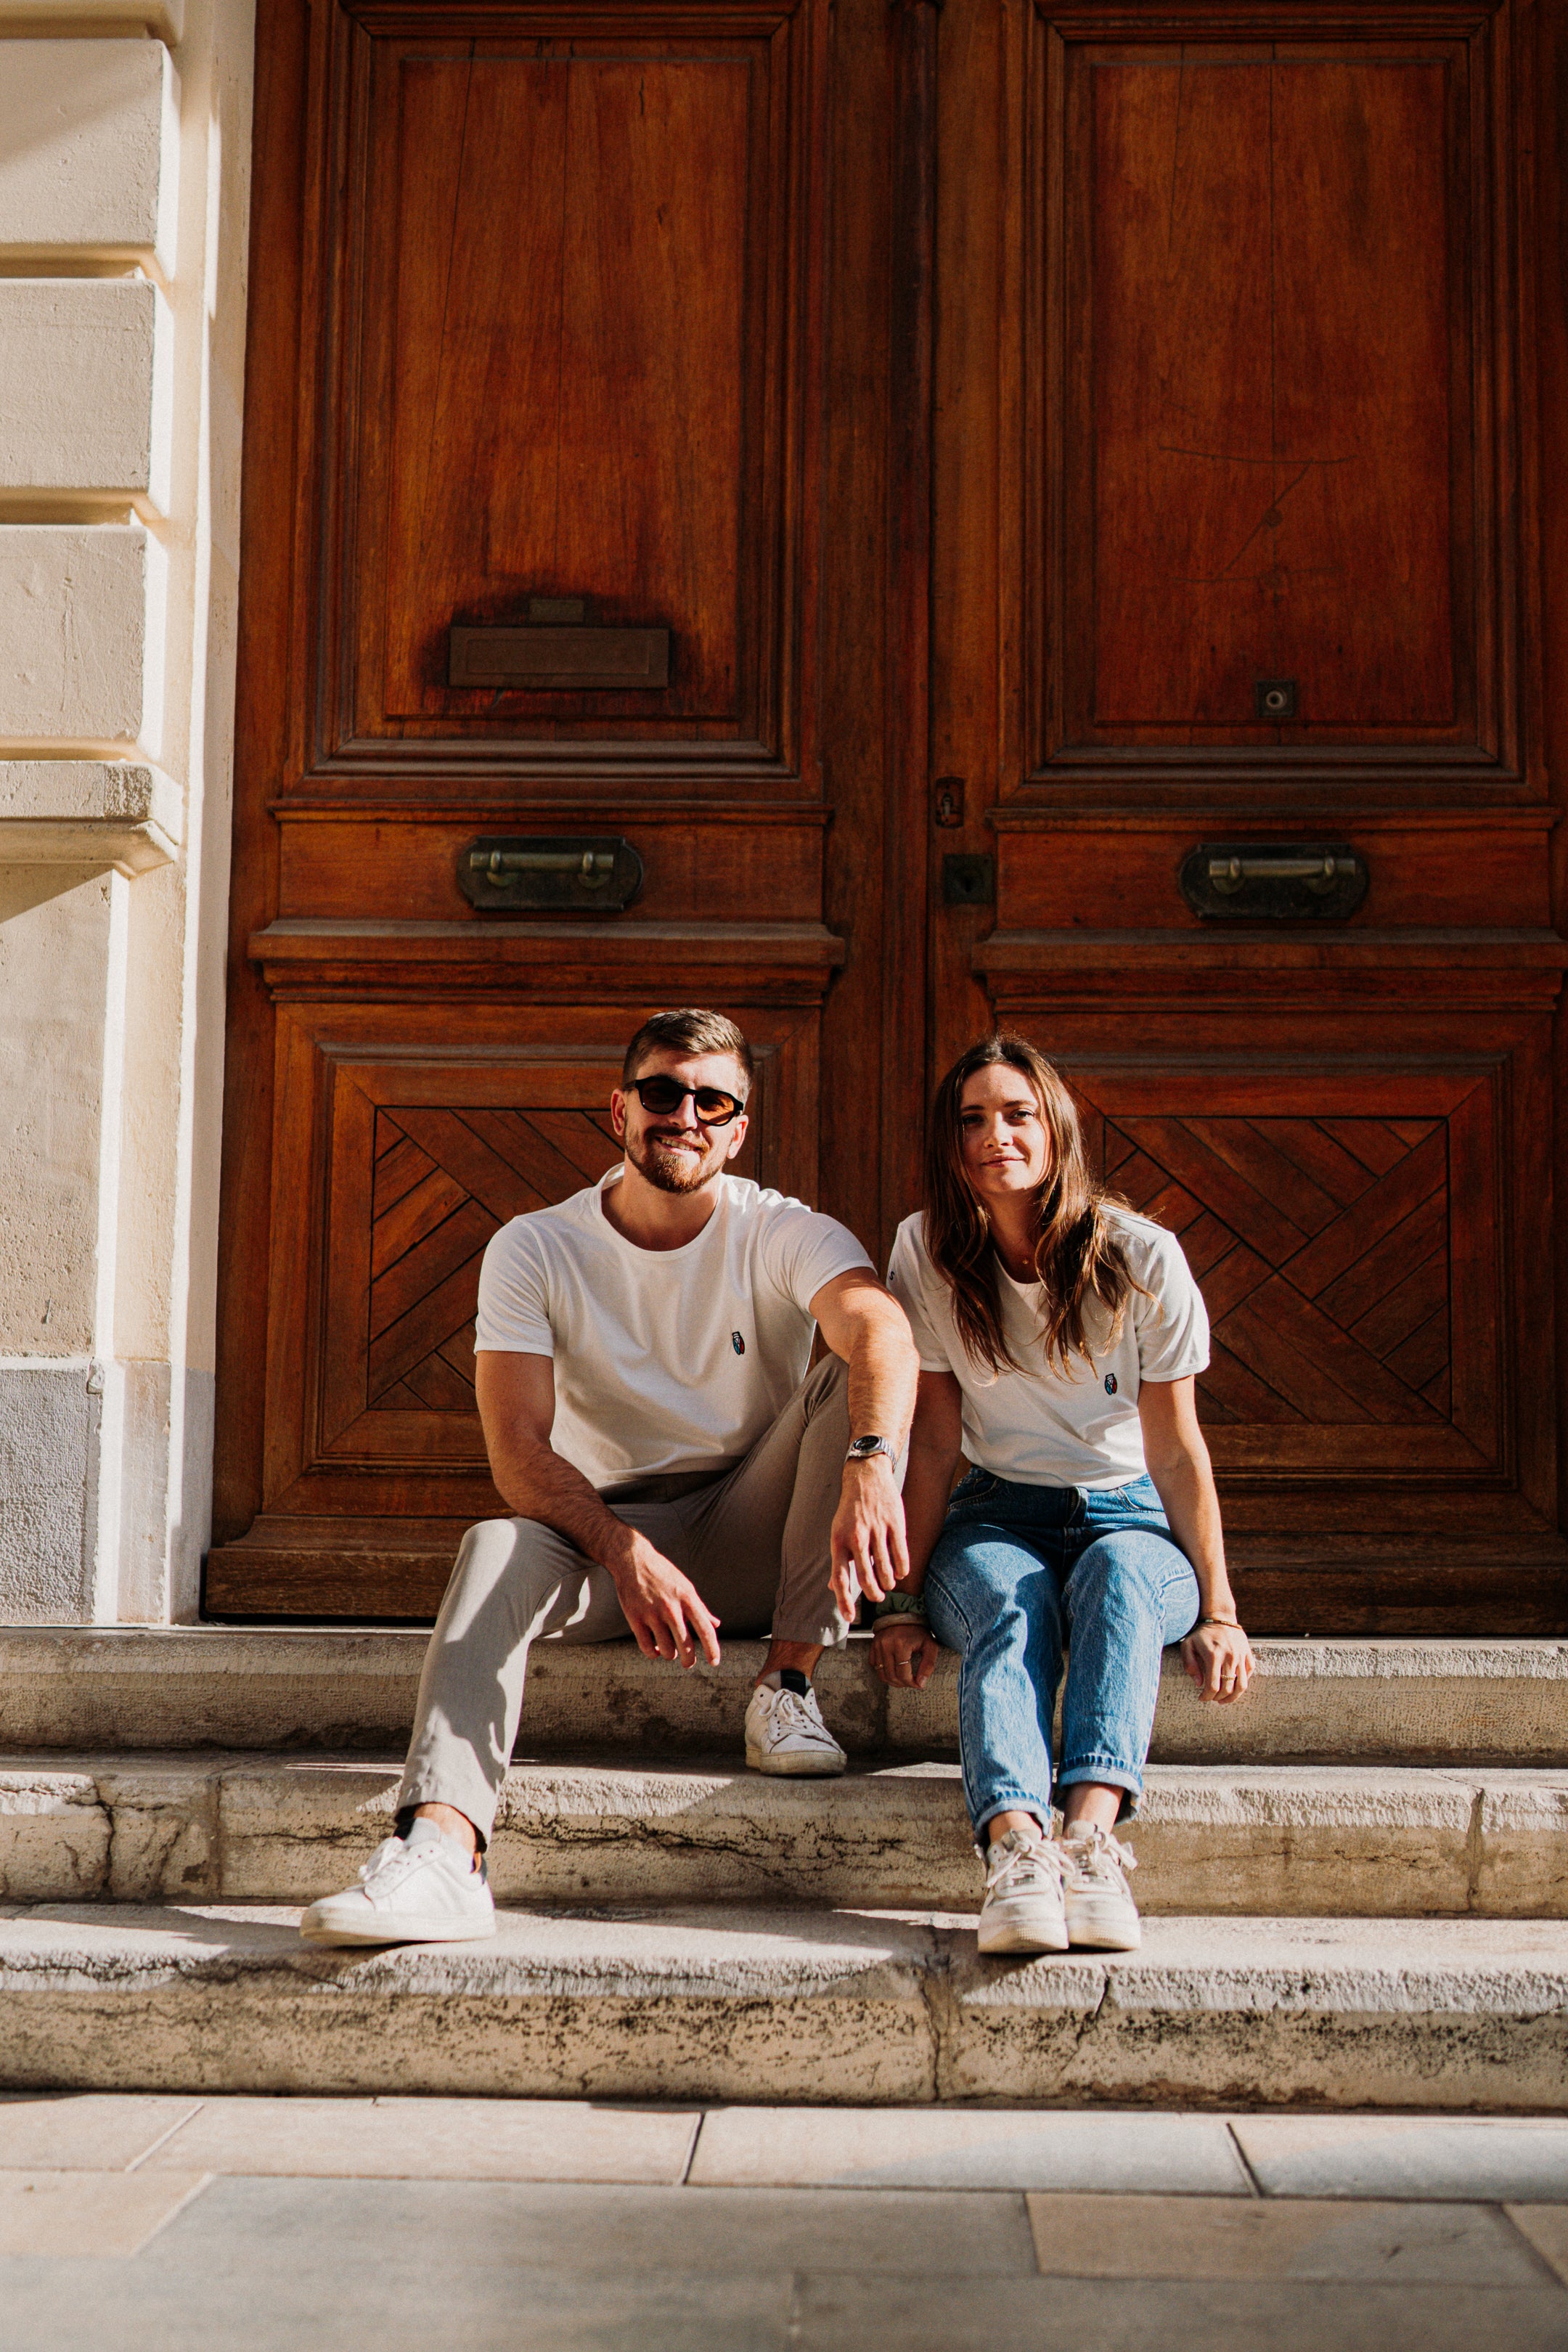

{"left": 744, "top": 1678, "right": 846, "bottom": 1776}
{"left": 1058, "top": 1821, "right": 1141, "bottom": 1950}
{"left": 977, "top": 1825, "right": 1069, "bottom": 1954}
{"left": 299, "top": 1820, "right": 497, "bottom": 1948}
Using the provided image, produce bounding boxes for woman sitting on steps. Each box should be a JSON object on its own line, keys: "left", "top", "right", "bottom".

{"left": 876, "top": 1034, "right": 1255, "bottom": 1955}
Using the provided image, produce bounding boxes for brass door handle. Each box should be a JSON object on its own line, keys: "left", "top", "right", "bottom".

{"left": 1209, "top": 854, "right": 1357, "bottom": 897}
{"left": 457, "top": 835, "right": 645, "bottom": 912}
{"left": 1180, "top": 842, "right": 1368, "bottom": 920}
{"left": 471, "top": 849, "right": 614, "bottom": 889}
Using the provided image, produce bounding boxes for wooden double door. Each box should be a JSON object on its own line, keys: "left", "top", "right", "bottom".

{"left": 211, "top": 0, "right": 1568, "bottom": 1628}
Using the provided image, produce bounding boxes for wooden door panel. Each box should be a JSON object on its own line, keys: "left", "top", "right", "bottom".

{"left": 1079, "top": 1074, "right": 1498, "bottom": 1482}
{"left": 322, "top": 0, "right": 829, "bottom": 775}
{"left": 237, "top": 963, "right": 825, "bottom": 1530}
{"left": 1089, "top": 54, "right": 1457, "bottom": 738}
{"left": 381, "top": 52, "right": 750, "bottom": 724}
{"left": 321, "top": 1064, "right": 630, "bottom": 1469}
{"left": 1029, "top": 10, "right": 1517, "bottom": 785}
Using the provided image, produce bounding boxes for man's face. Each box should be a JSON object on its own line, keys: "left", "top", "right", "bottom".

{"left": 611, "top": 1048, "right": 751, "bottom": 1196}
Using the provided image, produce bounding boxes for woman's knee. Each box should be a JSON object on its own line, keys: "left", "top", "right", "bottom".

{"left": 1069, "top": 1530, "right": 1180, "bottom": 1620}
{"left": 928, "top": 1533, "right": 1056, "bottom": 1643}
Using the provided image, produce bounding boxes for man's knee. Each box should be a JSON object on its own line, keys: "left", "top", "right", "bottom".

{"left": 438, "top": 1514, "right": 569, "bottom": 1633}
{"left": 802, "top": 1350, "right": 850, "bottom": 1411}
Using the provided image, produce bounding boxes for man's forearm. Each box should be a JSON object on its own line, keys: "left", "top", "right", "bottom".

{"left": 487, "top": 1433, "right": 634, "bottom": 1571}
{"left": 844, "top": 1304, "right": 919, "bottom": 1453}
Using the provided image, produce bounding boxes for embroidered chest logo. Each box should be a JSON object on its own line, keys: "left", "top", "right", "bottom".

{"left": 1103, "top": 1373, "right": 1118, "bottom": 1395}
{"left": 732, "top": 1331, "right": 746, "bottom": 1355}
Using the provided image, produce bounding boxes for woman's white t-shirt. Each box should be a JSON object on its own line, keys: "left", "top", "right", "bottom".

{"left": 475, "top": 1169, "right": 871, "bottom": 1491}
{"left": 886, "top": 1208, "right": 1209, "bottom": 1490}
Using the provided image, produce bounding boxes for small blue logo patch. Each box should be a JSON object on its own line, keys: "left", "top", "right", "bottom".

{"left": 1104, "top": 1372, "right": 1118, "bottom": 1395}
{"left": 732, "top": 1331, "right": 746, "bottom": 1356}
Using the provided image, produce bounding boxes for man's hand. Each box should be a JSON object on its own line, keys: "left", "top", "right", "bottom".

{"left": 871, "top": 1617, "right": 942, "bottom": 1689}
{"left": 606, "top": 1529, "right": 722, "bottom": 1668}
{"left": 1181, "top": 1620, "right": 1254, "bottom": 1704}
{"left": 830, "top": 1458, "right": 909, "bottom": 1620}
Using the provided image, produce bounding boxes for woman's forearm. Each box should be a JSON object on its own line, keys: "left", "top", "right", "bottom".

{"left": 1147, "top": 1447, "right": 1238, "bottom": 1620}
{"left": 897, "top": 1444, "right": 961, "bottom": 1590}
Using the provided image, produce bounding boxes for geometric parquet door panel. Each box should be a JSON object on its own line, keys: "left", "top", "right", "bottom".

{"left": 1106, "top": 1116, "right": 1450, "bottom": 1429}
{"left": 368, "top": 1106, "right": 620, "bottom": 1412}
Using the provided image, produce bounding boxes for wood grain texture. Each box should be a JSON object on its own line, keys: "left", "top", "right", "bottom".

{"left": 216, "top": 0, "right": 1568, "bottom": 1625}
{"left": 1023, "top": 3, "right": 1529, "bottom": 788}
{"left": 322, "top": 0, "right": 830, "bottom": 775}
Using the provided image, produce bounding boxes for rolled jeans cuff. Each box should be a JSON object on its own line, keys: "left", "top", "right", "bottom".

{"left": 971, "top": 1789, "right": 1056, "bottom": 1845}
{"left": 1056, "top": 1757, "right": 1144, "bottom": 1823}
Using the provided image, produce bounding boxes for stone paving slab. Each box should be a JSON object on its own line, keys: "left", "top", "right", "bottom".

{"left": 1023, "top": 2191, "right": 1556, "bottom": 2282}
{"left": 0, "top": 1903, "right": 1563, "bottom": 2108}
{"left": 4, "top": 1751, "right": 1567, "bottom": 1915}
{"left": 1, "top": 1628, "right": 1564, "bottom": 1760}
{"left": 1231, "top": 2112, "right": 1568, "bottom": 2201}
{"left": 687, "top": 2102, "right": 1251, "bottom": 2191}
{"left": 136, "top": 2093, "right": 701, "bottom": 2181}
{"left": 0, "top": 2169, "right": 208, "bottom": 2256}
{"left": 788, "top": 2272, "right": 1568, "bottom": 2352}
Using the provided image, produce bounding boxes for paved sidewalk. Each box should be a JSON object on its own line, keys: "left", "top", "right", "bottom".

{"left": 0, "top": 2094, "right": 1564, "bottom": 2349}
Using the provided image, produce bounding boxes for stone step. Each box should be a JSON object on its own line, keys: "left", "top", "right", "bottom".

{"left": 0, "top": 1901, "right": 1561, "bottom": 2110}
{"left": 2, "top": 1628, "right": 1566, "bottom": 1760}
{"left": 3, "top": 1752, "right": 1564, "bottom": 1916}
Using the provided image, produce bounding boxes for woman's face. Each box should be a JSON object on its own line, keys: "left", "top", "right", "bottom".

{"left": 957, "top": 1063, "right": 1053, "bottom": 1205}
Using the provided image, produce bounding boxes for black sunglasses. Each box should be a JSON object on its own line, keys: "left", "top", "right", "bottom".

{"left": 625, "top": 1075, "right": 746, "bottom": 1128}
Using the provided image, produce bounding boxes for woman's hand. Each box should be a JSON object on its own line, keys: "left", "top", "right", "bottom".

{"left": 872, "top": 1617, "right": 943, "bottom": 1689}
{"left": 1181, "top": 1619, "right": 1255, "bottom": 1704}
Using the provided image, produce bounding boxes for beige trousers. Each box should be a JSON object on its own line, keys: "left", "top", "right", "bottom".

{"left": 396, "top": 1353, "right": 852, "bottom": 1842}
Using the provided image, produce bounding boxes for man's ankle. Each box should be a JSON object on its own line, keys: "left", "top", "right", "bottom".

{"left": 409, "top": 1801, "right": 479, "bottom": 1859}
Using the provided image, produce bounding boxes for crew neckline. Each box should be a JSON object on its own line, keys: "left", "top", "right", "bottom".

{"left": 593, "top": 1164, "right": 729, "bottom": 1259}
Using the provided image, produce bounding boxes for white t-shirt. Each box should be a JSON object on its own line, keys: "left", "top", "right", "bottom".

{"left": 886, "top": 1208, "right": 1209, "bottom": 1490}
{"left": 475, "top": 1169, "right": 872, "bottom": 1490}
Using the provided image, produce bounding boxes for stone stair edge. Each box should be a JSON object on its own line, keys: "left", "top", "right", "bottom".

{"left": 0, "top": 1749, "right": 1562, "bottom": 1919}
{"left": 0, "top": 1902, "right": 1563, "bottom": 2109}
{"left": 5, "top": 1628, "right": 1566, "bottom": 1674}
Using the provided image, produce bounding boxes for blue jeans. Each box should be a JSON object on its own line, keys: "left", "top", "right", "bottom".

{"left": 924, "top": 1470, "right": 1200, "bottom": 1837}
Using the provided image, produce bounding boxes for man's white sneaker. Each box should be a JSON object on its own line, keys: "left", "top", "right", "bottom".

{"left": 1058, "top": 1821, "right": 1142, "bottom": 1950}
{"left": 977, "top": 1825, "right": 1069, "bottom": 1955}
{"left": 744, "top": 1676, "right": 846, "bottom": 1776}
{"left": 298, "top": 1819, "right": 497, "bottom": 1948}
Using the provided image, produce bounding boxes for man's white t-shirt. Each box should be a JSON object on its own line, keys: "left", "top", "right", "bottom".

{"left": 475, "top": 1169, "right": 873, "bottom": 1490}
{"left": 886, "top": 1208, "right": 1209, "bottom": 1490}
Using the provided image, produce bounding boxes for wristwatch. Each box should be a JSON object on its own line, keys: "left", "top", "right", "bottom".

{"left": 846, "top": 1434, "right": 897, "bottom": 1466}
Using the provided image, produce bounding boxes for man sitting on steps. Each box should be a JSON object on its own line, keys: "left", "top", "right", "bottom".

{"left": 301, "top": 1005, "right": 919, "bottom": 1947}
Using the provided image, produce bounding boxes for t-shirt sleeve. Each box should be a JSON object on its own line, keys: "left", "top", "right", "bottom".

{"left": 886, "top": 1220, "right": 956, "bottom": 1374}
{"left": 1132, "top": 1225, "right": 1210, "bottom": 1381}
{"left": 755, "top": 1199, "right": 873, "bottom": 1316}
{"left": 473, "top": 1220, "right": 556, "bottom": 1355}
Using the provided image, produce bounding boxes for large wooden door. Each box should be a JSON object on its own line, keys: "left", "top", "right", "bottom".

{"left": 927, "top": 0, "right": 1568, "bottom": 1629}
{"left": 213, "top": 0, "right": 1568, "bottom": 1628}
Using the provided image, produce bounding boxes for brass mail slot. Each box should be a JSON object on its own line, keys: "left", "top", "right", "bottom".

{"left": 449, "top": 626, "right": 670, "bottom": 691}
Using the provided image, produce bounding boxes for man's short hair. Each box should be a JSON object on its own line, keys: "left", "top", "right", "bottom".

{"left": 622, "top": 1008, "right": 754, "bottom": 1098}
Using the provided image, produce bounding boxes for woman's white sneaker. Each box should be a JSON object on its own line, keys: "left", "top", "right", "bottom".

{"left": 744, "top": 1675, "right": 846, "bottom": 1776}
{"left": 1058, "top": 1821, "right": 1142, "bottom": 1950}
{"left": 299, "top": 1820, "right": 497, "bottom": 1947}
{"left": 977, "top": 1826, "right": 1069, "bottom": 1954}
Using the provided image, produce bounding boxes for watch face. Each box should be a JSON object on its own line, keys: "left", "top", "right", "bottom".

{"left": 851, "top": 1437, "right": 884, "bottom": 1455}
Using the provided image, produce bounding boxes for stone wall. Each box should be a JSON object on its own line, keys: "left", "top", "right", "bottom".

{"left": 0, "top": 0, "right": 256, "bottom": 1620}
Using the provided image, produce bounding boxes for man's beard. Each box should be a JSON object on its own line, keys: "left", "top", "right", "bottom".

{"left": 626, "top": 1129, "right": 718, "bottom": 1196}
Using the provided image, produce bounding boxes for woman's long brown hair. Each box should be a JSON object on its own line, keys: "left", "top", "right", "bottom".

{"left": 923, "top": 1034, "right": 1151, "bottom": 1378}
